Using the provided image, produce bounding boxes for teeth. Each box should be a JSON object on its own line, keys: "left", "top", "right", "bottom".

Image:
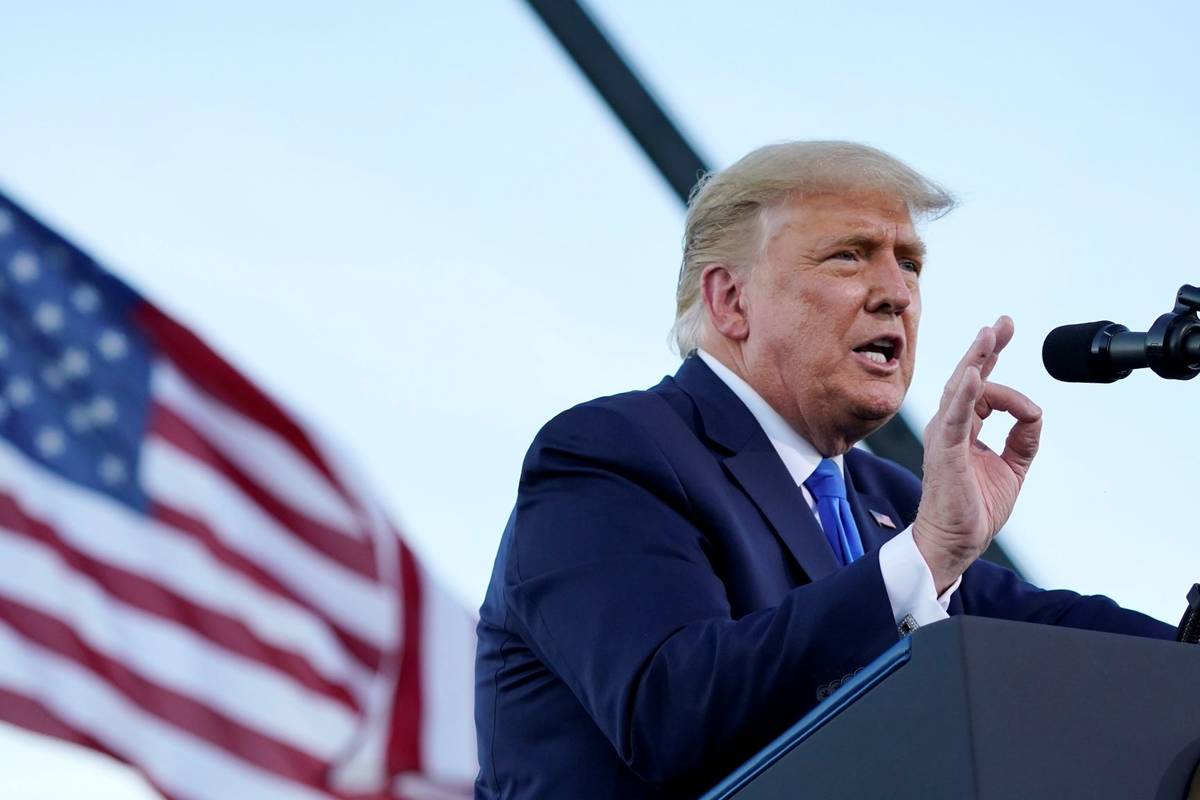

{"left": 872, "top": 339, "right": 891, "bottom": 347}
{"left": 862, "top": 350, "right": 888, "bottom": 364}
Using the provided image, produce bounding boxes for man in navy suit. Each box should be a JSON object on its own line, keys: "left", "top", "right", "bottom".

{"left": 473, "top": 141, "right": 1172, "bottom": 798}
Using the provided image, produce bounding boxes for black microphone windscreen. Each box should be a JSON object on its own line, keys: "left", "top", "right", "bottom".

{"left": 1042, "top": 320, "right": 1124, "bottom": 383}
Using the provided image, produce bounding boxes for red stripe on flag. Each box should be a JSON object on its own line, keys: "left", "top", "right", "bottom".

{"left": 0, "top": 685, "right": 106, "bottom": 751}
{"left": 0, "top": 688, "right": 183, "bottom": 800}
{"left": 0, "top": 687, "right": 408, "bottom": 800}
{"left": 149, "top": 500, "right": 386, "bottom": 672}
{"left": 0, "top": 596, "right": 335, "bottom": 786}
{"left": 388, "top": 541, "right": 424, "bottom": 775}
{"left": 134, "top": 302, "right": 360, "bottom": 511}
{"left": 150, "top": 403, "right": 379, "bottom": 579}
{"left": 0, "top": 492, "right": 360, "bottom": 710}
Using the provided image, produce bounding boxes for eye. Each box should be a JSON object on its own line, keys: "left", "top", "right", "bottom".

{"left": 830, "top": 250, "right": 859, "bottom": 261}
{"left": 899, "top": 258, "right": 922, "bottom": 274}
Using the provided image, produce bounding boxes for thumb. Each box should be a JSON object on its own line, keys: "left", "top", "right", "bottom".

{"left": 1001, "top": 415, "right": 1043, "bottom": 478}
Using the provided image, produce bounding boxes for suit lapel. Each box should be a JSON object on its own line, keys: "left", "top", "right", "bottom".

{"left": 844, "top": 463, "right": 903, "bottom": 555}
{"left": 724, "top": 445, "right": 841, "bottom": 581}
{"left": 673, "top": 356, "right": 841, "bottom": 581}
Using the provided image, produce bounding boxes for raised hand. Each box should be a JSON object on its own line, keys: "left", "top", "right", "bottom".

{"left": 912, "top": 316, "right": 1043, "bottom": 593}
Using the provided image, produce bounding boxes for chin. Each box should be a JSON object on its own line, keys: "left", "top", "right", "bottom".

{"left": 848, "top": 389, "right": 905, "bottom": 424}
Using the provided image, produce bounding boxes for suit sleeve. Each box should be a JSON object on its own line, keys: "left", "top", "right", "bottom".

{"left": 854, "top": 451, "right": 1176, "bottom": 641}
{"left": 503, "top": 404, "right": 900, "bottom": 784}
{"left": 958, "top": 557, "right": 1176, "bottom": 639}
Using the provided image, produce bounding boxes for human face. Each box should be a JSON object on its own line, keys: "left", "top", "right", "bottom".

{"left": 739, "top": 190, "right": 924, "bottom": 454}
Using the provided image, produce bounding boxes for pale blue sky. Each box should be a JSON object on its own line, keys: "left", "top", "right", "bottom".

{"left": 0, "top": 1, "right": 1197, "bottom": 795}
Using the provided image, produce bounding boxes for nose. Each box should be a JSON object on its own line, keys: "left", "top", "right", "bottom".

{"left": 864, "top": 255, "right": 913, "bottom": 316}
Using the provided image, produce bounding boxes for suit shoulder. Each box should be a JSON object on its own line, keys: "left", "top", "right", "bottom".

{"left": 529, "top": 374, "right": 685, "bottom": 451}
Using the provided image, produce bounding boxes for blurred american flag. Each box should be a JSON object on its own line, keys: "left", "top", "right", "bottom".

{"left": 0, "top": 192, "right": 476, "bottom": 799}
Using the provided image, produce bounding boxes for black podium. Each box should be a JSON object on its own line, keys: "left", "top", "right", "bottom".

{"left": 702, "top": 617, "right": 1200, "bottom": 799}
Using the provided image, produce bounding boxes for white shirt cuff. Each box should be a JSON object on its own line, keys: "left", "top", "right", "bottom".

{"left": 878, "top": 526, "right": 961, "bottom": 627}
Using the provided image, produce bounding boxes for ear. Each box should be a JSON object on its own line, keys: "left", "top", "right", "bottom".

{"left": 700, "top": 263, "right": 750, "bottom": 341}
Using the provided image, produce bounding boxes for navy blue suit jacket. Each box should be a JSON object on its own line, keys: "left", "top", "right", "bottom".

{"left": 474, "top": 356, "right": 1172, "bottom": 798}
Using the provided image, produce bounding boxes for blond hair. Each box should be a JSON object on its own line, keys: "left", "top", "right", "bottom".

{"left": 671, "top": 141, "right": 955, "bottom": 355}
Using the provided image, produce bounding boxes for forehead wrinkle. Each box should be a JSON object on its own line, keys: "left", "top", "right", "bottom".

{"left": 808, "top": 223, "right": 926, "bottom": 256}
{"left": 757, "top": 195, "right": 926, "bottom": 266}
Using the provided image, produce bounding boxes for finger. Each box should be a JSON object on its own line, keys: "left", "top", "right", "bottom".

{"left": 940, "top": 326, "right": 988, "bottom": 412}
{"left": 938, "top": 365, "right": 983, "bottom": 447}
{"left": 940, "top": 326, "right": 995, "bottom": 413}
{"left": 941, "top": 317, "right": 1017, "bottom": 412}
{"left": 978, "top": 315, "right": 1015, "bottom": 382}
{"left": 980, "top": 381, "right": 1042, "bottom": 423}
{"left": 973, "top": 389, "right": 995, "bottom": 422}
{"left": 973, "top": 379, "right": 1027, "bottom": 439}
{"left": 981, "top": 381, "right": 1043, "bottom": 477}
{"left": 1002, "top": 415, "right": 1043, "bottom": 478}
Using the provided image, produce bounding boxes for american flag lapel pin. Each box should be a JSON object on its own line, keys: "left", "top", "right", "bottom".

{"left": 870, "top": 510, "right": 897, "bottom": 529}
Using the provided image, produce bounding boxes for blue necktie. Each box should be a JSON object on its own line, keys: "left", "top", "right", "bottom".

{"left": 803, "top": 459, "right": 865, "bottom": 566}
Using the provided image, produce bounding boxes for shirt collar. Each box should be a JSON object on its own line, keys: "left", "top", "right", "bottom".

{"left": 696, "top": 349, "right": 843, "bottom": 486}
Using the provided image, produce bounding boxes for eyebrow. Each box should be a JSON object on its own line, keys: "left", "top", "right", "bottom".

{"left": 812, "top": 233, "right": 927, "bottom": 259}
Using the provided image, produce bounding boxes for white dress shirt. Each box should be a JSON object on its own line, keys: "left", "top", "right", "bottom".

{"left": 697, "top": 350, "right": 958, "bottom": 628}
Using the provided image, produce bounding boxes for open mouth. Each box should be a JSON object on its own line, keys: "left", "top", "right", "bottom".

{"left": 852, "top": 336, "right": 901, "bottom": 366}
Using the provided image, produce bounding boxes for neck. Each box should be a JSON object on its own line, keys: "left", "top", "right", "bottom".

{"left": 698, "top": 338, "right": 872, "bottom": 457}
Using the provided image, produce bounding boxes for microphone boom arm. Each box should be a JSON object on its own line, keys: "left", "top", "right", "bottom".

{"left": 1145, "top": 284, "right": 1200, "bottom": 380}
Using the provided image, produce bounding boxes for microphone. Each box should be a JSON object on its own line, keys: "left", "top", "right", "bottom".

{"left": 1176, "top": 584, "right": 1200, "bottom": 645}
{"left": 1042, "top": 284, "right": 1200, "bottom": 383}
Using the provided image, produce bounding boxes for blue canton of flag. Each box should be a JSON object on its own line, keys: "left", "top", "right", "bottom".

{"left": 0, "top": 201, "right": 151, "bottom": 508}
